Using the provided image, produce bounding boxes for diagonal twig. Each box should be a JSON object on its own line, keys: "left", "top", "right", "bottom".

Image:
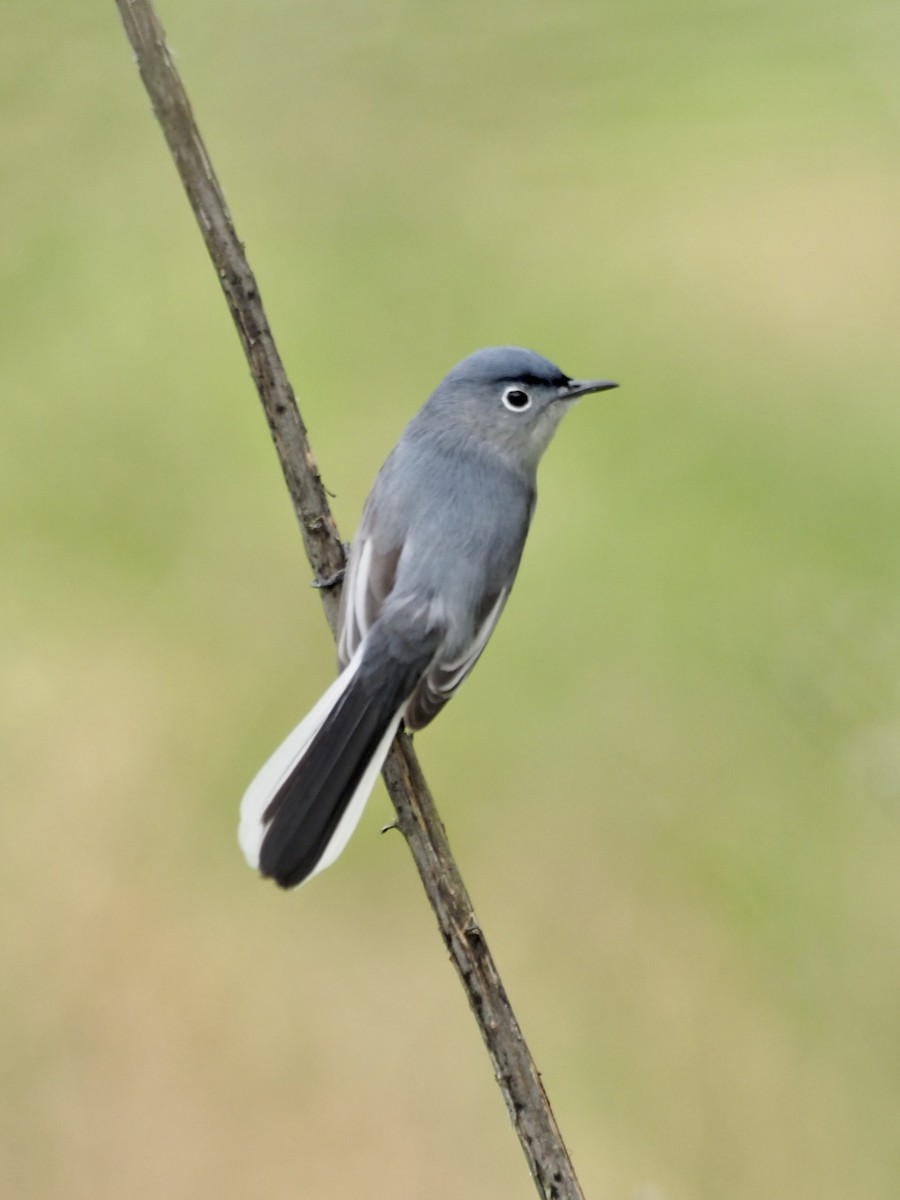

{"left": 114, "top": 3, "right": 587, "bottom": 1196}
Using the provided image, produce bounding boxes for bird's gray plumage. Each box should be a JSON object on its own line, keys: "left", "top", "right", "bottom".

{"left": 338, "top": 425, "right": 533, "bottom": 727}
{"left": 240, "top": 346, "right": 617, "bottom": 889}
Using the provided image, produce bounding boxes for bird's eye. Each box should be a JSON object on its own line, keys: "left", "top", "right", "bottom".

{"left": 502, "top": 386, "right": 532, "bottom": 412}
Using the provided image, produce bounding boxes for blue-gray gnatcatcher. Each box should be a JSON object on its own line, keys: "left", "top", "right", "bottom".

{"left": 239, "top": 346, "right": 617, "bottom": 888}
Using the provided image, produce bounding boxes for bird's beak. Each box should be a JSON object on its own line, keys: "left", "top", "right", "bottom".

{"left": 560, "top": 378, "right": 619, "bottom": 400}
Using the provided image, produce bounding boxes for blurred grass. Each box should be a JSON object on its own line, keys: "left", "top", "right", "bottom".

{"left": 2, "top": 0, "right": 900, "bottom": 1197}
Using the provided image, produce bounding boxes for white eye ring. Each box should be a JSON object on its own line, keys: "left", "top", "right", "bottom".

{"left": 501, "top": 386, "right": 532, "bottom": 412}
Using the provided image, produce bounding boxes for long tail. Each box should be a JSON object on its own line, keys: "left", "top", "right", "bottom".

{"left": 239, "top": 645, "right": 411, "bottom": 889}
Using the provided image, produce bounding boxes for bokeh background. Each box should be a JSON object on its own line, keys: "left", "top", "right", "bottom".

{"left": 3, "top": 1, "right": 900, "bottom": 1197}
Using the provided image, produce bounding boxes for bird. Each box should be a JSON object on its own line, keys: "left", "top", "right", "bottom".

{"left": 239, "top": 346, "right": 617, "bottom": 888}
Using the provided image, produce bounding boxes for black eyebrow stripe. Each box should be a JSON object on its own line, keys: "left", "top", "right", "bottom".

{"left": 499, "top": 372, "right": 568, "bottom": 388}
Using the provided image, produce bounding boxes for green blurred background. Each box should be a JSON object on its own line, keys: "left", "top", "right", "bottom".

{"left": 3, "top": 1, "right": 899, "bottom": 1196}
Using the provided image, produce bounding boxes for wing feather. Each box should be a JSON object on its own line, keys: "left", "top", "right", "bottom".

{"left": 404, "top": 587, "right": 508, "bottom": 730}
{"left": 337, "top": 536, "right": 402, "bottom": 668}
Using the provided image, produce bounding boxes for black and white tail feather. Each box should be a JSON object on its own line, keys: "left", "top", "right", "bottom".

{"left": 238, "top": 646, "right": 407, "bottom": 889}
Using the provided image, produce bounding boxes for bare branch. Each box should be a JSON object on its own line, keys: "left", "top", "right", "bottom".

{"left": 114, "top": 3, "right": 587, "bottom": 1196}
